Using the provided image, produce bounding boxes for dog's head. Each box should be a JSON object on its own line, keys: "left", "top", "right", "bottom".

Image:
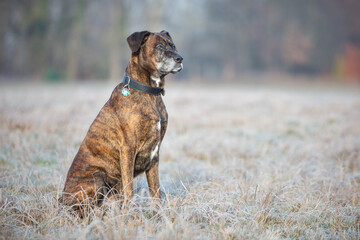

{"left": 127, "top": 31, "right": 183, "bottom": 77}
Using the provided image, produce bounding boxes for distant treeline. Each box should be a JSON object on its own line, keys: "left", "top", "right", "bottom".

{"left": 0, "top": 0, "right": 359, "bottom": 81}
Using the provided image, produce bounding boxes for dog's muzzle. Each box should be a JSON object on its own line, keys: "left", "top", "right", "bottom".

{"left": 172, "top": 53, "right": 183, "bottom": 73}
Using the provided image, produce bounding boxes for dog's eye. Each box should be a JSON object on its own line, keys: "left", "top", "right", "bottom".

{"left": 156, "top": 44, "right": 164, "bottom": 50}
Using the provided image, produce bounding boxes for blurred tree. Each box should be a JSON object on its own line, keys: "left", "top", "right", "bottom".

{"left": 66, "top": 0, "right": 85, "bottom": 81}
{"left": 108, "top": 0, "right": 123, "bottom": 81}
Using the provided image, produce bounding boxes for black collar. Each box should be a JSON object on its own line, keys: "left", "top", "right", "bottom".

{"left": 122, "top": 74, "right": 165, "bottom": 96}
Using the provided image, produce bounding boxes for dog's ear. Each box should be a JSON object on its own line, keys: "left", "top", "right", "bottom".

{"left": 127, "top": 31, "right": 151, "bottom": 53}
{"left": 160, "top": 30, "right": 173, "bottom": 41}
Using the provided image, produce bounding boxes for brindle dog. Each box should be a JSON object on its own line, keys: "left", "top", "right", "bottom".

{"left": 60, "top": 30, "right": 183, "bottom": 211}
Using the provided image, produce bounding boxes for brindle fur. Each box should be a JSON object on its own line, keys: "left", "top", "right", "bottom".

{"left": 60, "top": 31, "right": 182, "bottom": 211}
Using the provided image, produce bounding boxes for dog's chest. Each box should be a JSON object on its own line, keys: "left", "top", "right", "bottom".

{"left": 134, "top": 105, "right": 167, "bottom": 174}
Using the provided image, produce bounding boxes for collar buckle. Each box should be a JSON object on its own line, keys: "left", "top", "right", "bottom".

{"left": 124, "top": 76, "right": 131, "bottom": 89}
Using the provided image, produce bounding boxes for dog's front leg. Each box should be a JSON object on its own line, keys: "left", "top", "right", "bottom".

{"left": 120, "top": 147, "right": 135, "bottom": 206}
{"left": 146, "top": 161, "right": 161, "bottom": 203}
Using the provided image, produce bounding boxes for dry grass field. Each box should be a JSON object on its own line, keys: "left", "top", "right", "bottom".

{"left": 0, "top": 80, "right": 359, "bottom": 239}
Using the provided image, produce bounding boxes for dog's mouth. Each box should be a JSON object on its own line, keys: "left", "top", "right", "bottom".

{"left": 158, "top": 61, "right": 183, "bottom": 75}
{"left": 171, "top": 63, "right": 183, "bottom": 73}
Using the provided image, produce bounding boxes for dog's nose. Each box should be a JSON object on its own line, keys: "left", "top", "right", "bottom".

{"left": 174, "top": 54, "right": 183, "bottom": 63}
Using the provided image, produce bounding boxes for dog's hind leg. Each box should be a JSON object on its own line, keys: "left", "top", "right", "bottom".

{"left": 61, "top": 173, "right": 109, "bottom": 215}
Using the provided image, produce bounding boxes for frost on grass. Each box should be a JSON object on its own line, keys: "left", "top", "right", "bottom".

{"left": 0, "top": 82, "right": 359, "bottom": 239}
